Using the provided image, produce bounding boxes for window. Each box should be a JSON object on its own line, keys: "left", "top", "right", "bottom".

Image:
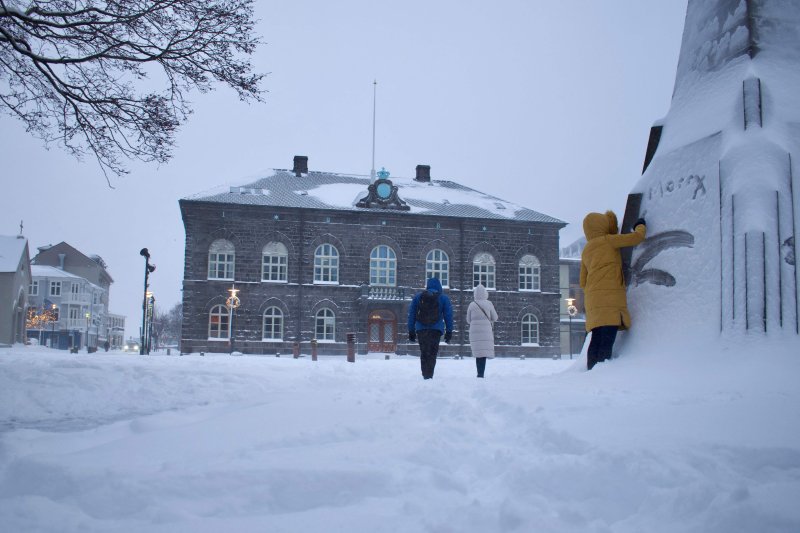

{"left": 49, "top": 281, "right": 62, "bottom": 297}
{"left": 29, "top": 280, "right": 38, "bottom": 296}
{"left": 262, "top": 242, "right": 288, "bottom": 282}
{"left": 262, "top": 307, "right": 284, "bottom": 340}
{"left": 426, "top": 249, "right": 449, "bottom": 287}
{"left": 69, "top": 308, "right": 79, "bottom": 321}
{"left": 315, "top": 308, "right": 335, "bottom": 341}
{"left": 71, "top": 283, "right": 80, "bottom": 296}
{"left": 522, "top": 314, "right": 540, "bottom": 345}
{"left": 208, "top": 304, "right": 230, "bottom": 339}
{"left": 370, "top": 245, "right": 397, "bottom": 286}
{"left": 208, "top": 239, "right": 235, "bottom": 280}
{"left": 519, "top": 254, "right": 541, "bottom": 291}
{"left": 314, "top": 244, "right": 339, "bottom": 283}
{"left": 473, "top": 253, "right": 496, "bottom": 289}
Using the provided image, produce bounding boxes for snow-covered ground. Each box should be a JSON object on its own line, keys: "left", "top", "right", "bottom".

{"left": 1, "top": 343, "right": 799, "bottom": 533}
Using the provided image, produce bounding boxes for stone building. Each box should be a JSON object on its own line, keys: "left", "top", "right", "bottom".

{"left": 180, "top": 156, "right": 565, "bottom": 357}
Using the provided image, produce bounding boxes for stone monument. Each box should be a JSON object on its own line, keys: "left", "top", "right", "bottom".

{"left": 621, "top": 0, "right": 800, "bottom": 353}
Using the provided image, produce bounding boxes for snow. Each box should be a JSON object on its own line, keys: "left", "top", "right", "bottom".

{"left": 0, "top": 235, "right": 27, "bottom": 273}
{"left": 1, "top": 343, "right": 799, "bottom": 532}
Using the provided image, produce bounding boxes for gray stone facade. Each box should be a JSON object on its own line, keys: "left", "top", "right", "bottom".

{"left": 180, "top": 162, "right": 565, "bottom": 357}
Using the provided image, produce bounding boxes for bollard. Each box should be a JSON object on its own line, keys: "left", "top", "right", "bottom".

{"left": 200, "top": 351, "right": 204, "bottom": 357}
{"left": 293, "top": 341, "right": 300, "bottom": 358}
{"left": 167, "top": 348, "right": 171, "bottom": 355}
{"left": 385, "top": 354, "right": 390, "bottom": 360}
{"left": 311, "top": 339, "right": 318, "bottom": 361}
{"left": 346, "top": 333, "right": 356, "bottom": 363}
{"left": 520, "top": 354, "right": 526, "bottom": 360}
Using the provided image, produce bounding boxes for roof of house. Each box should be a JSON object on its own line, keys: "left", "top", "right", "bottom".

{"left": 183, "top": 169, "right": 565, "bottom": 225}
{"left": 0, "top": 235, "right": 28, "bottom": 273}
{"left": 31, "top": 265, "right": 84, "bottom": 280}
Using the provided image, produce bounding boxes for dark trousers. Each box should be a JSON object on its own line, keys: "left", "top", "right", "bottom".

{"left": 587, "top": 326, "right": 618, "bottom": 370}
{"left": 475, "top": 357, "right": 487, "bottom": 378}
{"left": 417, "top": 329, "right": 441, "bottom": 379}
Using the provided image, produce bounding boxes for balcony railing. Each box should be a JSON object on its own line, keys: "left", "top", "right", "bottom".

{"left": 61, "top": 292, "right": 91, "bottom": 304}
{"left": 361, "top": 285, "right": 408, "bottom": 300}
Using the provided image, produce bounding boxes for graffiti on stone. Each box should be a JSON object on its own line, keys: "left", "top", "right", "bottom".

{"left": 631, "top": 230, "right": 695, "bottom": 287}
{"left": 783, "top": 236, "right": 795, "bottom": 266}
{"left": 647, "top": 174, "right": 706, "bottom": 201}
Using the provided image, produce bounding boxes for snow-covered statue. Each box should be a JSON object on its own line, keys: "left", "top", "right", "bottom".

{"left": 621, "top": 0, "right": 800, "bottom": 353}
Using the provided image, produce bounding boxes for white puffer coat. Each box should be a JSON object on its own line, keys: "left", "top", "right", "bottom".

{"left": 466, "top": 284, "right": 498, "bottom": 358}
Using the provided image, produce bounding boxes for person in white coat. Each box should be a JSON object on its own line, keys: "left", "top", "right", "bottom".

{"left": 466, "top": 284, "right": 498, "bottom": 378}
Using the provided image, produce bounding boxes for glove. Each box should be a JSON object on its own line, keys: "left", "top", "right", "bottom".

{"left": 444, "top": 331, "right": 452, "bottom": 343}
{"left": 408, "top": 331, "right": 416, "bottom": 343}
{"left": 634, "top": 217, "right": 646, "bottom": 230}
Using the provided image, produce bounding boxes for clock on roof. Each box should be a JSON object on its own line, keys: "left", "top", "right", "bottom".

{"left": 356, "top": 167, "right": 410, "bottom": 210}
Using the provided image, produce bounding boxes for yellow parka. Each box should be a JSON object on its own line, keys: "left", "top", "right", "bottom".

{"left": 580, "top": 211, "right": 646, "bottom": 332}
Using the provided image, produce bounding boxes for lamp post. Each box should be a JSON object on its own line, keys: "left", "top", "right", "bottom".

{"left": 139, "top": 248, "right": 156, "bottom": 355}
{"left": 85, "top": 312, "right": 91, "bottom": 352}
{"left": 226, "top": 284, "right": 240, "bottom": 354}
{"left": 50, "top": 304, "right": 57, "bottom": 348}
{"left": 566, "top": 297, "right": 577, "bottom": 359}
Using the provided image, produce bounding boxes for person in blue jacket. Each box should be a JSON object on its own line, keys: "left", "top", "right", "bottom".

{"left": 407, "top": 277, "right": 454, "bottom": 379}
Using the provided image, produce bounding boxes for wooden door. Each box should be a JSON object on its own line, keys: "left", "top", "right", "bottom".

{"left": 367, "top": 310, "right": 397, "bottom": 352}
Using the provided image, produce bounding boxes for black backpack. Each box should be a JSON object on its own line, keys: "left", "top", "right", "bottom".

{"left": 416, "top": 290, "right": 440, "bottom": 325}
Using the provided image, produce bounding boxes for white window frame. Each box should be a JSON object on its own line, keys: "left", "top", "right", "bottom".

{"left": 262, "top": 242, "right": 288, "bottom": 282}
{"left": 473, "top": 252, "right": 496, "bottom": 289}
{"left": 208, "top": 304, "right": 230, "bottom": 340}
{"left": 519, "top": 254, "right": 541, "bottom": 292}
{"left": 49, "top": 281, "right": 62, "bottom": 297}
{"left": 425, "top": 249, "right": 449, "bottom": 288}
{"left": 262, "top": 306, "right": 284, "bottom": 341}
{"left": 370, "top": 245, "right": 397, "bottom": 286}
{"left": 521, "top": 314, "right": 540, "bottom": 346}
{"left": 29, "top": 280, "right": 39, "bottom": 296}
{"left": 315, "top": 308, "right": 336, "bottom": 342}
{"left": 314, "top": 244, "right": 339, "bottom": 284}
{"left": 208, "top": 239, "right": 235, "bottom": 281}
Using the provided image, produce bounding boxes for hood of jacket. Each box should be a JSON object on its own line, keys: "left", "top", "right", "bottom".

{"left": 583, "top": 210, "right": 619, "bottom": 240}
{"left": 426, "top": 277, "right": 443, "bottom": 293}
{"left": 473, "top": 283, "right": 488, "bottom": 301}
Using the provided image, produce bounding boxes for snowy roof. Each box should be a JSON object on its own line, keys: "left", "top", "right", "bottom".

{"left": 183, "top": 170, "right": 564, "bottom": 224}
{"left": 31, "top": 265, "right": 83, "bottom": 280}
{"left": 0, "top": 235, "right": 28, "bottom": 273}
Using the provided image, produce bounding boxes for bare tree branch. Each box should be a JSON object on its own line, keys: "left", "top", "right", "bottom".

{"left": 0, "top": 0, "right": 265, "bottom": 180}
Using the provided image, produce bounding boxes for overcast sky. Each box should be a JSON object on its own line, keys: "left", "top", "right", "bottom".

{"left": 0, "top": 0, "right": 687, "bottom": 338}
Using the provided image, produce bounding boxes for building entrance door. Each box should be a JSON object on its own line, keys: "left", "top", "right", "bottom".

{"left": 367, "top": 309, "right": 397, "bottom": 353}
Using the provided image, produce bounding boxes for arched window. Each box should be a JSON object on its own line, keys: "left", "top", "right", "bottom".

{"left": 208, "top": 239, "right": 235, "bottom": 280}
{"left": 315, "top": 308, "right": 335, "bottom": 341}
{"left": 426, "top": 249, "right": 449, "bottom": 287}
{"left": 314, "top": 244, "right": 339, "bottom": 283}
{"left": 519, "top": 254, "right": 541, "bottom": 291}
{"left": 473, "top": 252, "right": 496, "bottom": 289}
{"left": 262, "top": 242, "right": 288, "bottom": 282}
{"left": 208, "top": 304, "right": 229, "bottom": 339}
{"left": 521, "top": 314, "right": 540, "bottom": 345}
{"left": 370, "top": 245, "right": 397, "bottom": 286}
{"left": 262, "top": 306, "right": 283, "bottom": 340}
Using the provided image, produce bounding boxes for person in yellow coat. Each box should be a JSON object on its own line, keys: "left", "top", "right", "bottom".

{"left": 580, "top": 211, "right": 646, "bottom": 370}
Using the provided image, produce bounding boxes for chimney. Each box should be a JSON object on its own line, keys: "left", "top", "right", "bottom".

{"left": 293, "top": 155, "right": 309, "bottom": 176}
{"left": 415, "top": 165, "right": 431, "bottom": 182}
{"left": 58, "top": 253, "right": 66, "bottom": 270}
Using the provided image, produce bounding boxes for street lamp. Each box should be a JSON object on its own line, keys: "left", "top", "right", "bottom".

{"left": 226, "top": 284, "right": 241, "bottom": 354}
{"left": 85, "top": 312, "right": 91, "bottom": 352}
{"left": 50, "top": 304, "right": 58, "bottom": 348}
{"left": 566, "top": 297, "right": 577, "bottom": 359}
{"left": 139, "top": 248, "right": 156, "bottom": 355}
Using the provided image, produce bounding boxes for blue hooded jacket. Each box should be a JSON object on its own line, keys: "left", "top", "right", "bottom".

{"left": 407, "top": 277, "right": 454, "bottom": 334}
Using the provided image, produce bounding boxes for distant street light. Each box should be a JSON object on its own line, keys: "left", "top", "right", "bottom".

{"left": 85, "top": 312, "right": 91, "bottom": 352}
{"left": 226, "top": 284, "right": 240, "bottom": 354}
{"left": 139, "top": 248, "right": 156, "bottom": 355}
{"left": 566, "top": 297, "right": 577, "bottom": 359}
